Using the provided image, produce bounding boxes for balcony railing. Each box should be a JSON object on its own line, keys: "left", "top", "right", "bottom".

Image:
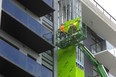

{"left": 90, "top": 0, "right": 116, "bottom": 24}
{"left": 0, "top": 39, "right": 52, "bottom": 77}
{"left": 2, "top": 0, "right": 53, "bottom": 44}
{"left": 2, "top": 0, "right": 54, "bottom": 53}
{"left": 17, "top": 0, "right": 54, "bottom": 17}
{"left": 90, "top": 41, "right": 105, "bottom": 54}
{"left": 91, "top": 41, "right": 116, "bottom": 56}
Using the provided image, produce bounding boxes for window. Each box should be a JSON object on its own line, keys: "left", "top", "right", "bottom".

{"left": 91, "top": 43, "right": 102, "bottom": 54}
{"left": 58, "top": 0, "right": 82, "bottom": 25}
{"left": 76, "top": 46, "right": 84, "bottom": 68}
{"left": 67, "top": 4, "right": 70, "bottom": 20}
{"left": 90, "top": 33, "right": 104, "bottom": 54}
{"left": 58, "top": 0, "right": 62, "bottom": 24}
{"left": 45, "top": 50, "right": 53, "bottom": 57}
{"left": 67, "top": 3, "right": 71, "bottom": 21}
{"left": 63, "top": 6, "right": 66, "bottom": 20}
{"left": 45, "top": 13, "right": 53, "bottom": 22}
{"left": 42, "top": 50, "right": 53, "bottom": 70}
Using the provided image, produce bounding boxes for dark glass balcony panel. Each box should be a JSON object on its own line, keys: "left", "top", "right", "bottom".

{"left": 0, "top": 56, "right": 34, "bottom": 77}
{"left": 2, "top": 0, "right": 54, "bottom": 53}
{"left": 41, "top": 65, "right": 52, "bottom": 77}
{"left": 17, "top": 0, "right": 54, "bottom": 17}
{"left": 90, "top": 41, "right": 106, "bottom": 54}
{"left": 0, "top": 39, "right": 52, "bottom": 77}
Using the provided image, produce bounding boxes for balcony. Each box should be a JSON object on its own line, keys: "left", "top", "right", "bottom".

{"left": 91, "top": 41, "right": 116, "bottom": 76}
{"left": 90, "top": 41, "right": 106, "bottom": 54}
{"left": 17, "top": 0, "right": 54, "bottom": 17}
{"left": 81, "top": 0, "right": 116, "bottom": 48}
{"left": 1, "top": 0, "right": 54, "bottom": 53}
{"left": 0, "top": 39, "right": 52, "bottom": 77}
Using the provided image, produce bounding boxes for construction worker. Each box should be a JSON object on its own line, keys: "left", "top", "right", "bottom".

{"left": 59, "top": 24, "right": 65, "bottom": 39}
{"left": 74, "top": 17, "right": 81, "bottom": 31}
{"left": 68, "top": 23, "right": 77, "bottom": 35}
{"left": 72, "top": 23, "right": 77, "bottom": 33}
{"left": 59, "top": 24, "right": 65, "bottom": 32}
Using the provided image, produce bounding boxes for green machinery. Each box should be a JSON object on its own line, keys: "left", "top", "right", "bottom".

{"left": 56, "top": 17, "right": 87, "bottom": 49}
{"left": 78, "top": 43, "right": 109, "bottom": 77}
{"left": 56, "top": 18, "right": 109, "bottom": 77}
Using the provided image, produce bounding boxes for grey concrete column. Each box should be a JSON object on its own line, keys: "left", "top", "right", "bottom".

{"left": 53, "top": 0, "right": 59, "bottom": 77}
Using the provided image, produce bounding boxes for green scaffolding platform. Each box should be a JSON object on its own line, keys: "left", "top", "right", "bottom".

{"left": 56, "top": 23, "right": 87, "bottom": 49}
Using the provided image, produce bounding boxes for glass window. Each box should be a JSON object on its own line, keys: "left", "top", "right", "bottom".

{"left": 90, "top": 32, "right": 104, "bottom": 54}
{"left": 76, "top": 46, "right": 84, "bottom": 68}
{"left": 45, "top": 13, "right": 53, "bottom": 22}
{"left": 45, "top": 50, "right": 53, "bottom": 57}
{"left": 96, "top": 43, "right": 102, "bottom": 52}
{"left": 67, "top": 4, "right": 70, "bottom": 20}
{"left": 58, "top": 0, "right": 82, "bottom": 24}
{"left": 91, "top": 45, "right": 97, "bottom": 54}
{"left": 63, "top": 6, "right": 66, "bottom": 21}
{"left": 58, "top": 0, "right": 62, "bottom": 24}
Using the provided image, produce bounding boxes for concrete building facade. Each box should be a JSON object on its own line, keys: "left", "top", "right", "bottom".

{"left": 0, "top": 0, "right": 54, "bottom": 77}
{"left": 54, "top": 0, "right": 116, "bottom": 77}
{"left": 0, "top": 0, "right": 116, "bottom": 77}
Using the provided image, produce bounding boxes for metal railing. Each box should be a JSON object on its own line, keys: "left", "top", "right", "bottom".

{"left": 90, "top": 0, "right": 116, "bottom": 23}
{"left": 90, "top": 41, "right": 105, "bottom": 54}
{"left": 91, "top": 41, "right": 116, "bottom": 57}
{"left": 89, "top": 0, "right": 116, "bottom": 58}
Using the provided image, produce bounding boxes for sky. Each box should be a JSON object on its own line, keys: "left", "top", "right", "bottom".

{"left": 96, "top": 0, "right": 116, "bottom": 19}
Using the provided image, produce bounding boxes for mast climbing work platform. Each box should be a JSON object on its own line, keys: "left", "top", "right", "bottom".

{"left": 56, "top": 17, "right": 87, "bottom": 48}
{"left": 56, "top": 18, "right": 109, "bottom": 77}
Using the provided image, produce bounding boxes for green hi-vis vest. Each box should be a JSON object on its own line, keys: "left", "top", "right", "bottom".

{"left": 64, "top": 17, "right": 81, "bottom": 33}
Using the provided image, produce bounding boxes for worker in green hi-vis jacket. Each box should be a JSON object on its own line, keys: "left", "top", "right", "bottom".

{"left": 68, "top": 23, "right": 77, "bottom": 35}
{"left": 64, "top": 17, "right": 81, "bottom": 32}
{"left": 68, "top": 17, "right": 81, "bottom": 35}
{"left": 73, "top": 17, "right": 81, "bottom": 31}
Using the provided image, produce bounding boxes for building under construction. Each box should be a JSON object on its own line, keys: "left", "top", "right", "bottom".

{"left": 0, "top": 0, "right": 116, "bottom": 77}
